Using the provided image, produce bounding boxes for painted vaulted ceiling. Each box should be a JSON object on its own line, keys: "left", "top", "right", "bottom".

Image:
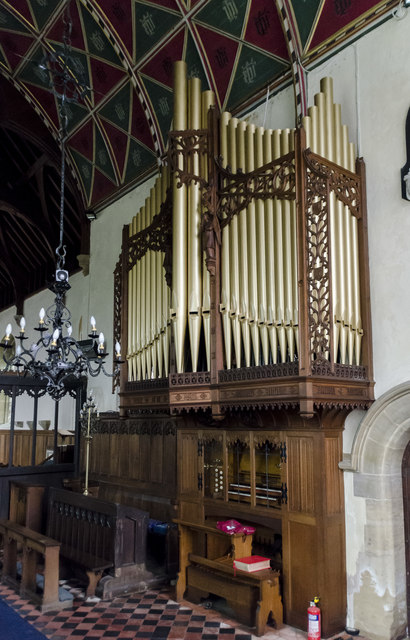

{"left": 0, "top": 0, "right": 397, "bottom": 309}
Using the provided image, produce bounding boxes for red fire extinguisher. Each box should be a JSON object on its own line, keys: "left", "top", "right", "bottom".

{"left": 308, "top": 597, "right": 321, "bottom": 640}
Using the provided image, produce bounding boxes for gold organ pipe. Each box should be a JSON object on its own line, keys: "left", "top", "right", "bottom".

{"left": 272, "top": 129, "right": 286, "bottom": 362}
{"left": 245, "top": 123, "right": 260, "bottom": 366}
{"left": 187, "top": 77, "right": 202, "bottom": 372}
{"left": 155, "top": 176, "right": 163, "bottom": 378}
{"left": 145, "top": 196, "right": 152, "bottom": 378}
{"left": 348, "top": 140, "right": 362, "bottom": 364}
{"left": 127, "top": 218, "right": 134, "bottom": 380}
{"left": 333, "top": 102, "right": 349, "bottom": 364}
{"left": 150, "top": 186, "right": 157, "bottom": 378}
{"left": 280, "top": 128, "right": 295, "bottom": 362}
{"left": 336, "top": 110, "right": 352, "bottom": 364}
{"left": 140, "top": 205, "right": 146, "bottom": 379}
{"left": 219, "top": 111, "right": 232, "bottom": 369}
{"left": 237, "top": 119, "right": 251, "bottom": 366}
{"left": 162, "top": 165, "right": 171, "bottom": 376}
{"left": 135, "top": 210, "right": 142, "bottom": 381}
{"left": 132, "top": 215, "right": 138, "bottom": 381}
{"left": 171, "top": 60, "right": 188, "bottom": 373}
{"left": 323, "top": 80, "right": 344, "bottom": 362}
{"left": 227, "top": 116, "right": 242, "bottom": 368}
{"left": 289, "top": 130, "right": 299, "bottom": 356}
{"left": 201, "top": 90, "right": 215, "bottom": 372}
{"left": 255, "top": 126, "right": 269, "bottom": 365}
{"left": 263, "top": 128, "right": 278, "bottom": 363}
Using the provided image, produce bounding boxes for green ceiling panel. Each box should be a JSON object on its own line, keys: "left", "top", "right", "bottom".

{"left": 98, "top": 81, "right": 131, "bottom": 133}
{"left": 79, "top": 3, "right": 123, "bottom": 67}
{"left": 50, "top": 44, "right": 91, "bottom": 99}
{"left": 291, "top": 0, "right": 322, "bottom": 50}
{"left": 0, "top": 47, "right": 8, "bottom": 69}
{"left": 63, "top": 100, "right": 89, "bottom": 133}
{"left": 185, "top": 32, "right": 209, "bottom": 90}
{"left": 17, "top": 45, "right": 51, "bottom": 90}
{"left": 123, "top": 138, "right": 156, "bottom": 184}
{"left": 194, "top": 0, "right": 249, "bottom": 39}
{"left": 28, "top": 0, "right": 58, "bottom": 31}
{"left": 0, "top": 6, "right": 32, "bottom": 34}
{"left": 69, "top": 149, "right": 94, "bottom": 203}
{"left": 226, "top": 44, "right": 287, "bottom": 110}
{"left": 141, "top": 76, "right": 173, "bottom": 146}
{"left": 94, "top": 126, "right": 117, "bottom": 183}
{"left": 134, "top": 1, "right": 180, "bottom": 62}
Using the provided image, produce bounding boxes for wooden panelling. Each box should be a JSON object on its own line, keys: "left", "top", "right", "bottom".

{"left": 285, "top": 519, "right": 318, "bottom": 629}
{"left": 150, "top": 433, "right": 164, "bottom": 484}
{"left": 287, "top": 436, "right": 314, "bottom": 513}
{"left": 325, "top": 436, "right": 344, "bottom": 515}
{"left": 0, "top": 431, "right": 74, "bottom": 468}
{"left": 178, "top": 432, "right": 199, "bottom": 497}
{"left": 128, "top": 433, "right": 140, "bottom": 480}
{"left": 139, "top": 434, "right": 151, "bottom": 481}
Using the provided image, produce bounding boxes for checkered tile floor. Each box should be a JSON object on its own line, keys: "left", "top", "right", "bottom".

{"left": 0, "top": 579, "right": 369, "bottom": 640}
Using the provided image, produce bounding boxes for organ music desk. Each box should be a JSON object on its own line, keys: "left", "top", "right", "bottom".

{"left": 174, "top": 519, "right": 282, "bottom": 636}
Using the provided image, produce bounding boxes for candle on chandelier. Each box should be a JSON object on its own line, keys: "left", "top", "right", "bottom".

{"left": 115, "top": 341, "right": 121, "bottom": 358}
{"left": 39, "top": 308, "right": 45, "bottom": 325}
{"left": 5, "top": 323, "right": 12, "bottom": 342}
{"left": 51, "top": 328, "right": 59, "bottom": 346}
{"left": 98, "top": 332, "right": 105, "bottom": 353}
{"left": 90, "top": 316, "right": 96, "bottom": 332}
{"left": 20, "top": 317, "right": 26, "bottom": 334}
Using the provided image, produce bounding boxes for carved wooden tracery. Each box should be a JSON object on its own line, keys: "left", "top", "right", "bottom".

{"left": 216, "top": 152, "right": 296, "bottom": 227}
{"left": 304, "top": 150, "right": 332, "bottom": 365}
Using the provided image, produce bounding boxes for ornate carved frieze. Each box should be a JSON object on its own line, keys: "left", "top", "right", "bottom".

{"left": 216, "top": 152, "right": 296, "bottom": 227}
{"left": 305, "top": 151, "right": 361, "bottom": 218}
{"left": 219, "top": 362, "right": 298, "bottom": 383}
{"left": 312, "top": 362, "right": 367, "bottom": 379}
{"left": 125, "top": 378, "right": 169, "bottom": 391}
{"left": 170, "top": 372, "right": 211, "bottom": 386}
{"left": 168, "top": 129, "right": 208, "bottom": 189}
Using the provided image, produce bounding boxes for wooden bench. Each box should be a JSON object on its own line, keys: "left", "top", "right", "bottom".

{"left": 0, "top": 518, "right": 72, "bottom": 612}
{"left": 187, "top": 554, "right": 282, "bottom": 636}
{"left": 47, "top": 488, "right": 150, "bottom": 598}
{"left": 174, "top": 519, "right": 282, "bottom": 636}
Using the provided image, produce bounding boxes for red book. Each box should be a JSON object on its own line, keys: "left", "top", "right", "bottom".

{"left": 233, "top": 556, "right": 271, "bottom": 572}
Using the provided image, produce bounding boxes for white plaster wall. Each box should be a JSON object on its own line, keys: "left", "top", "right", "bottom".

{"left": 84, "top": 177, "right": 156, "bottom": 411}
{"left": 0, "top": 175, "right": 156, "bottom": 420}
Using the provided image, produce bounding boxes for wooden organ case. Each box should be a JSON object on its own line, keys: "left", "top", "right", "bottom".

{"left": 108, "top": 62, "right": 374, "bottom": 637}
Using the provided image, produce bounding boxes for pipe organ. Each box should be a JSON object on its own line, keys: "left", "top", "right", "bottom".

{"left": 117, "top": 66, "right": 370, "bottom": 404}
{"left": 111, "top": 62, "right": 374, "bottom": 637}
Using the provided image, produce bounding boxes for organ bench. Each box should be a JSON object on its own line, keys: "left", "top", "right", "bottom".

{"left": 174, "top": 519, "right": 282, "bottom": 636}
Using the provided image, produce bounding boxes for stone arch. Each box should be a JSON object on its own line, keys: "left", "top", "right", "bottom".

{"left": 346, "top": 382, "right": 410, "bottom": 640}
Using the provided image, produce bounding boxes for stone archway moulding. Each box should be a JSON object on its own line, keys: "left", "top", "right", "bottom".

{"left": 342, "top": 381, "right": 410, "bottom": 640}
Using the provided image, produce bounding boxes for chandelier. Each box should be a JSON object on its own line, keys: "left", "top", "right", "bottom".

{"left": 0, "top": 4, "right": 123, "bottom": 401}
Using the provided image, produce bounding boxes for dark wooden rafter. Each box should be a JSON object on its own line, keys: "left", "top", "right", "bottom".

{"left": 0, "top": 202, "right": 55, "bottom": 261}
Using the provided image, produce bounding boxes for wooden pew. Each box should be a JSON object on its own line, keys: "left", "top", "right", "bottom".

{"left": 0, "top": 518, "right": 72, "bottom": 612}
{"left": 46, "top": 488, "right": 151, "bottom": 598}
{"left": 174, "top": 519, "right": 282, "bottom": 636}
